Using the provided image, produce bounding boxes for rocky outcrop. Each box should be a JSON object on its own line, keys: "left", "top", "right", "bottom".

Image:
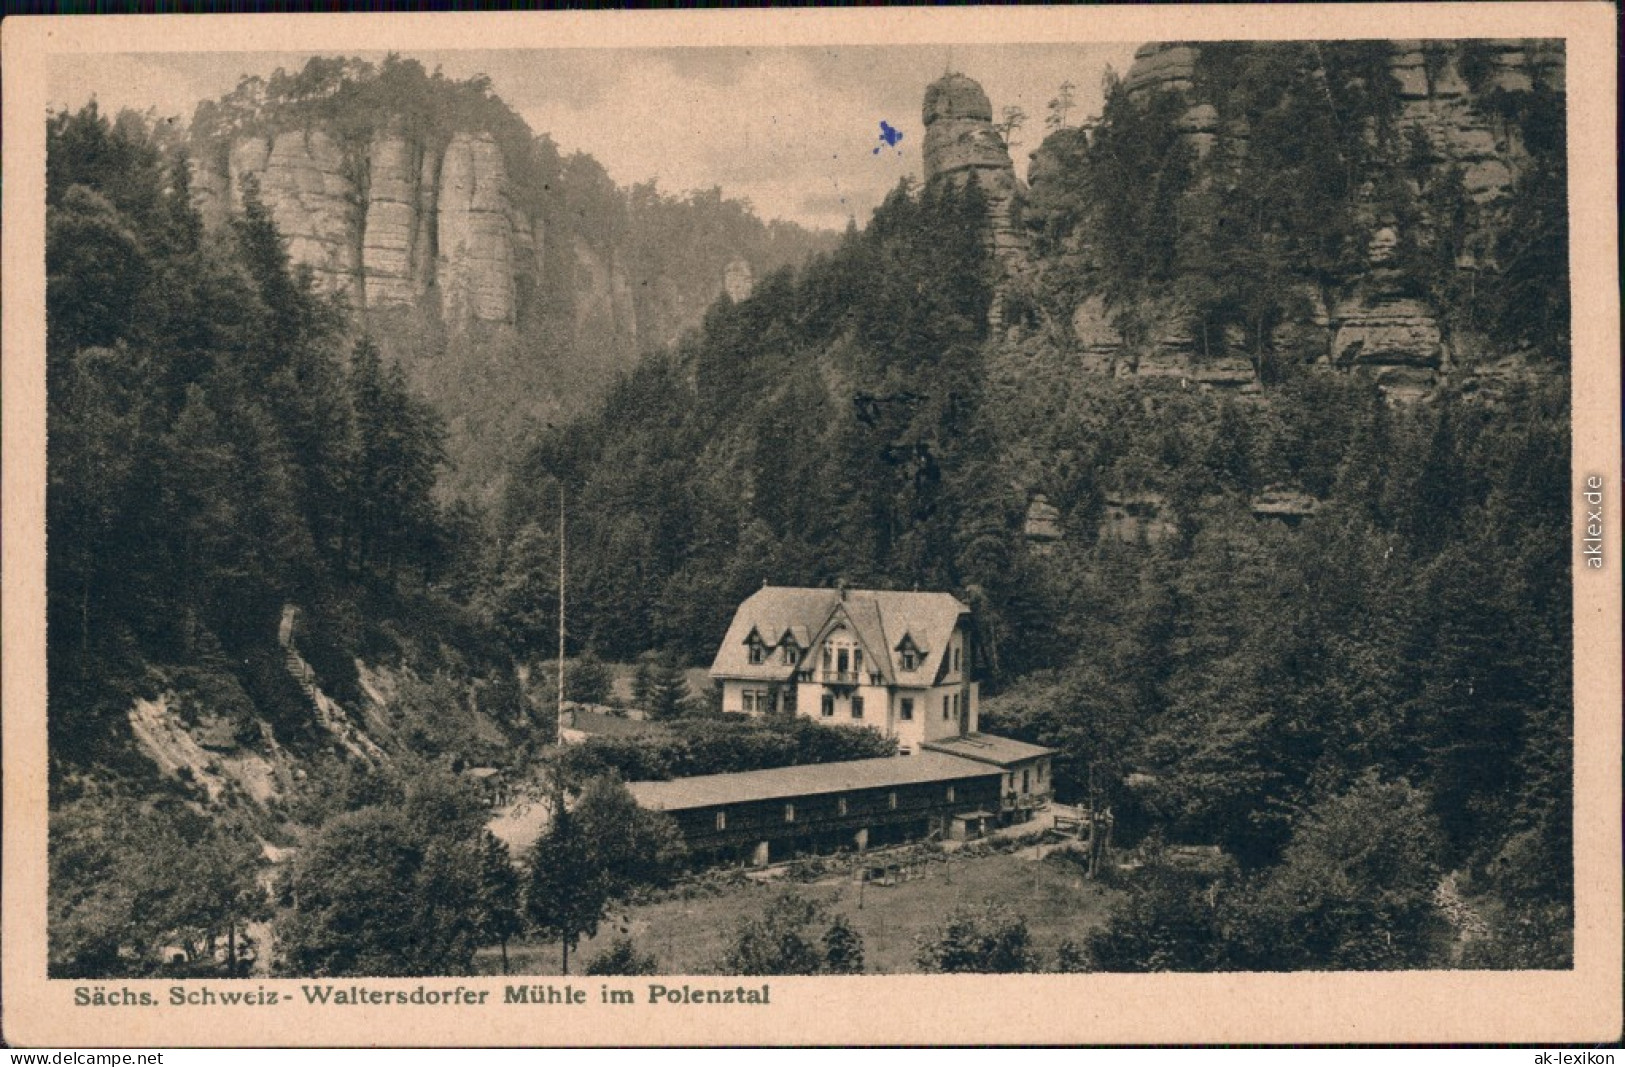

{"left": 922, "top": 72, "right": 1028, "bottom": 266}
{"left": 189, "top": 121, "right": 780, "bottom": 343}
{"left": 1029, "top": 40, "right": 1560, "bottom": 399}
{"left": 436, "top": 132, "right": 518, "bottom": 327}
{"left": 260, "top": 129, "right": 364, "bottom": 297}
{"left": 572, "top": 237, "right": 637, "bottom": 345}
{"left": 361, "top": 129, "right": 427, "bottom": 308}
{"left": 1390, "top": 39, "right": 1564, "bottom": 202}
{"left": 1023, "top": 494, "right": 1062, "bottom": 545}
{"left": 193, "top": 124, "right": 553, "bottom": 327}
{"left": 1071, "top": 295, "right": 1123, "bottom": 375}
{"left": 723, "top": 258, "right": 754, "bottom": 302}
{"left": 1123, "top": 44, "right": 1219, "bottom": 159}
{"left": 1121, "top": 43, "right": 1200, "bottom": 97}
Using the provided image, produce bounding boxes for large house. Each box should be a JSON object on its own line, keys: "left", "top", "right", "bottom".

{"left": 710, "top": 585, "right": 981, "bottom": 754}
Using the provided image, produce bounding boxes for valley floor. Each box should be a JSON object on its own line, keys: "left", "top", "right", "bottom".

{"left": 479, "top": 842, "right": 1121, "bottom": 976}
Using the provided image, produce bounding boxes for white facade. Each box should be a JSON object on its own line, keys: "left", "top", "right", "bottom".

{"left": 719, "top": 613, "right": 980, "bottom": 753}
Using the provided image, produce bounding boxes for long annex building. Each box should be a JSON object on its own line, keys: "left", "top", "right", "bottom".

{"left": 626, "top": 752, "right": 1006, "bottom": 866}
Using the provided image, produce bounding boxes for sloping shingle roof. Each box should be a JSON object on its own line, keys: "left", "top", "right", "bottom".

{"left": 710, "top": 586, "right": 970, "bottom": 683}
{"left": 625, "top": 751, "right": 998, "bottom": 811}
{"left": 921, "top": 733, "right": 1057, "bottom": 768}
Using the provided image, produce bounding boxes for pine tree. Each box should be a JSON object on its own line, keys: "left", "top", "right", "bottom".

{"left": 524, "top": 802, "right": 609, "bottom": 975}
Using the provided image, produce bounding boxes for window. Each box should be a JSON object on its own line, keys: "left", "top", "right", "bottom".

{"left": 946, "top": 785, "right": 956, "bottom": 803}
{"left": 748, "top": 642, "right": 765, "bottom": 665}
{"left": 1037, "top": 762, "right": 1045, "bottom": 782}
{"left": 741, "top": 691, "right": 755, "bottom": 714}
{"left": 900, "top": 649, "right": 917, "bottom": 671}
{"left": 853, "top": 648, "right": 863, "bottom": 672}
{"left": 943, "top": 695, "right": 951, "bottom": 720}
{"left": 1022, "top": 769, "right": 1031, "bottom": 793}
{"left": 784, "top": 688, "right": 797, "bottom": 714}
{"left": 952, "top": 693, "right": 960, "bottom": 719}
{"left": 953, "top": 645, "right": 961, "bottom": 673}
{"left": 781, "top": 643, "right": 798, "bottom": 665}
{"left": 888, "top": 791, "right": 898, "bottom": 811}
{"left": 784, "top": 803, "right": 796, "bottom": 823}
{"left": 823, "top": 646, "right": 832, "bottom": 670}
{"left": 837, "top": 797, "right": 848, "bottom": 816}
{"left": 715, "top": 811, "right": 727, "bottom": 831}
{"left": 900, "top": 698, "right": 914, "bottom": 721}
{"left": 821, "top": 694, "right": 835, "bottom": 718}
{"left": 837, "top": 648, "right": 849, "bottom": 673}
{"left": 851, "top": 695, "right": 864, "bottom": 719}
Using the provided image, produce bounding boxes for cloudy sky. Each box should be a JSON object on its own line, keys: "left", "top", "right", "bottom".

{"left": 48, "top": 43, "right": 1139, "bottom": 232}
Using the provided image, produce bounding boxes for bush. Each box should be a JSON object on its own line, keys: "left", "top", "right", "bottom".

{"left": 915, "top": 902, "right": 1039, "bottom": 973}
{"left": 718, "top": 890, "right": 866, "bottom": 975}
{"left": 584, "top": 938, "right": 660, "bottom": 976}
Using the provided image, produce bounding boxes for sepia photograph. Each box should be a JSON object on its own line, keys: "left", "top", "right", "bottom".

{"left": 3, "top": 6, "right": 1619, "bottom": 1048}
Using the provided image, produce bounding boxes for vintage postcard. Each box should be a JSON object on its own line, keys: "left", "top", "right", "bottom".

{"left": 3, "top": 4, "right": 1619, "bottom": 1047}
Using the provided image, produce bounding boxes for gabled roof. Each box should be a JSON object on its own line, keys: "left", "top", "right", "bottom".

{"left": 710, "top": 586, "right": 971, "bottom": 683}
{"left": 625, "top": 751, "right": 999, "bottom": 811}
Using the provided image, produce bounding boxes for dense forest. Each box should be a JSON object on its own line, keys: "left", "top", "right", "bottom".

{"left": 480, "top": 42, "right": 1572, "bottom": 968}
{"left": 46, "top": 40, "right": 1572, "bottom": 976}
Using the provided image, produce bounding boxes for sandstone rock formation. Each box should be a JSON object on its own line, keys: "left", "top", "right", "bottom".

{"left": 361, "top": 128, "right": 429, "bottom": 309}
{"left": 1029, "top": 40, "right": 1561, "bottom": 399}
{"left": 1390, "top": 39, "right": 1564, "bottom": 202}
{"left": 436, "top": 132, "right": 519, "bottom": 327}
{"left": 922, "top": 72, "right": 1028, "bottom": 267}
{"left": 723, "top": 258, "right": 754, "bottom": 302}
{"left": 261, "top": 129, "right": 364, "bottom": 296}
{"left": 190, "top": 118, "right": 773, "bottom": 346}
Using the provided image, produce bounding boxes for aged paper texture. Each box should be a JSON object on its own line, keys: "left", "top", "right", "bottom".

{"left": 4, "top": 4, "right": 1619, "bottom": 1047}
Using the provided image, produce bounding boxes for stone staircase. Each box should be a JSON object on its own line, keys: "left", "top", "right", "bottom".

{"left": 278, "top": 604, "right": 384, "bottom": 764}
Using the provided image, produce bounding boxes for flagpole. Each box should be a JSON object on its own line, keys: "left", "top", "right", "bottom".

{"left": 557, "top": 480, "right": 565, "bottom": 747}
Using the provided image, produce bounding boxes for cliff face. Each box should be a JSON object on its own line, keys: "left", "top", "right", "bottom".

{"left": 1021, "top": 39, "right": 1566, "bottom": 400}
{"left": 195, "top": 126, "right": 581, "bottom": 333}
{"left": 185, "top": 59, "right": 836, "bottom": 497}
{"left": 922, "top": 73, "right": 1029, "bottom": 268}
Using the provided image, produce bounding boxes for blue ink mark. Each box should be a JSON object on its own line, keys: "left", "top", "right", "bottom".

{"left": 873, "top": 120, "right": 904, "bottom": 155}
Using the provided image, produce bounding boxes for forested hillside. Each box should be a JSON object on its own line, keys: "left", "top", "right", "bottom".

{"left": 46, "top": 39, "right": 1572, "bottom": 976}
{"left": 481, "top": 42, "right": 1572, "bottom": 968}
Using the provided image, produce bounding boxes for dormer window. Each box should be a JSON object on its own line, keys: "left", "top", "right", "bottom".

{"left": 748, "top": 640, "right": 765, "bottom": 665}
{"left": 896, "top": 634, "right": 924, "bottom": 672}
{"left": 781, "top": 642, "right": 798, "bottom": 665}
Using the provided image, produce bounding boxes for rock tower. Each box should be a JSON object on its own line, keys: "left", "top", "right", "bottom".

{"left": 921, "top": 72, "right": 1029, "bottom": 267}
